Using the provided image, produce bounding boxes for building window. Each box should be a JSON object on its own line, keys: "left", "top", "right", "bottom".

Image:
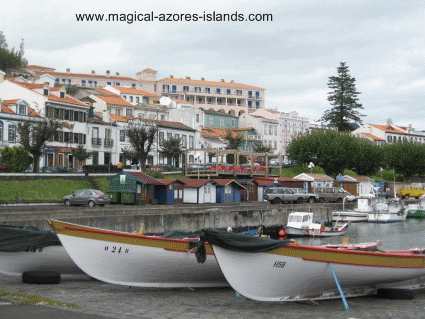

{"left": 123, "top": 95, "right": 127, "bottom": 100}
{"left": 216, "top": 88, "right": 221, "bottom": 94}
{"left": 189, "top": 155, "right": 194, "bottom": 163}
{"left": 148, "top": 114, "right": 155, "bottom": 119}
{"left": 231, "top": 119, "right": 235, "bottom": 128}
{"left": 160, "top": 114, "right": 166, "bottom": 120}
{"left": 172, "top": 85, "right": 177, "bottom": 93}
{"left": 159, "top": 132, "right": 164, "bottom": 143}
{"left": 92, "top": 151, "right": 99, "bottom": 165}
{"left": 387, "top": 136, "right": 392, "bottom": 143}
{"left": 209, "top": 117, "right": 214, "bottom": 126}
{"left": 82, "top": 80, "right": 86, "bottom": 87}
{"left": 227, "top": 89, "right": 231, "bottom": 95}
{"left": 132, "top": 84, "right": 136, "bottom": 89}
{"left": 55, "top": 78, "right": 59, "bottom": 84}
{"left": 183, "top": 86, "right": 189, "bottom": 92}
{"left": 107, "top": 82, "right": 112, "bottom": 85}
{"left": 18, "top": 104, "right": 26, "bottom": 115}
{"left": 120, "top": 130, "right": 125, "bottom": 142}
{"left": 116, "top": 109, "right": 121, "bottom": 115}
{"left": 196, "top": 114, "right": 200, "bottom": 123}
{"left": 60, "top": 91, "right": 65, "bottom": 98}
{"left": 116, "top": 82, "right": 120, "bottom": 86}
{"left": 182, "top": 135, "right": 187, "bottom": 148}
{"left": 126, "top": 109, "right": 133, "bottom": 117}
{"left": 136, "top": 97, "right": 139, "bottom": 103}
{"left": 220, "top": 118, "right": 224, "bottom": 127}
{"left": 248, "top": 91, "right": 253, "bottom": 98}
{"left": 43, "top": 89, "right": 49, "bottom": 96}
{"left": 256, "top": 91, "right": 259, "bottom": 98}
{"left": 256, "top": 102, "right": 260, "bottom": 108}
{"left": 189, "top": 136, "right": 194, "bottom": 148}
{"left": 236, "top": 90, "right": 242, "bottom": 96}
{"left": 167, "top": 132, "right": 172, "bottom": 140}
{"left": 247, "top": 101, "right": 252, "bottom": 108}
{"left": 8, "top": 125, "right": 16, "bottom": 142}
{"left": 0, "top": 122, "right": 2, "bottom": 140}
{"left": 94, "top": 81, "right": 97, "bottom": 87}
{"left": 205, "top": 87, "right": 210, "bottom": 93}
{"left": 194, "top": 87, "right": 201, "bottom": 93}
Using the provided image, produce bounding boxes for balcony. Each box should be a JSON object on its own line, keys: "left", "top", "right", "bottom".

{"left": 162, "top": 89, "right": 170, "bottom": 93}
{"left": 104, "top": 139, "right": 114, "bottom": 147}
{"left": 248, "top": 135, "right": 262, "bottom": 140}
{"left": 92, "top": 138, "right": 102, "bottom": 146}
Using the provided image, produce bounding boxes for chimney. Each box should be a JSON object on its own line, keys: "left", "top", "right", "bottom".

{"left": 186, "top": 76, "right": 190, "bottom": 79}
{"left": 221, "top": 79, "right": 225, "bottom": 82}
{"left": 170, "top": 75, "right": 174, "bottom": 78}
{"left": 103, "top": 110, "right": 110, "bottom": 123}
{"left": 230, "top": 80, "right": 234, "bottom": 83}
{"left": 91, "top": 70, "right": 95, "bottom": 75}
{"left": 66, "top": 68, "right": 70, "bottom": 73}
{"left": 201, "top": 77, "right": 205, "bottom": 81}
{"left": 116, "top": 72, "right": 120, "bottom": 76}
{"left": 106, "top": 70, "right": 110, "bottom": 77}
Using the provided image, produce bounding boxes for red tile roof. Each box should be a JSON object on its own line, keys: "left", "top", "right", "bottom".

{"left": 160, "top": 77, "right": 263, "bottom": 89}
{"left": 369, "top": 124, "right": 407, "bottom": 134}
{"left": 361, "top": 132, "right": 385, "bottom": 141}
{"left": 143, "top": 68, "right": 157, "bottom": 72}
{"left": 299, "top": 173, "right": 334, "bottom": 181}
{"left": 1, "top": 100, "right": 40, "bottom": 117}
{"left": 126, "top": 171, "right": 164, "bottom": 185}
{"left": 94, "top": 89, "right": 117, "bottom": 96}
{"left": 348, "top": 175, "right": 375, "bottom": 182}
{"left": 108, "top": 114, "right": 134, "bottom": 122}
{"left": 112, "top": 86, "right": 161, "bottom": 97}
{"left": 33, "top": 70, "right": 138, "bottom": 82}
{"left": 14, "top": 82, "right": 46, "bottom": 90}
{"left": 47, "top": 94, "right": 89, "bottom": 107}
{"left": 171, "top": 98, "right": 193, "bottom": 104}
{"left": 27, "top": 65, "right": 56, "bottom": 71}
{"left": 182, "top": 179, "right": 217, "bottom": 188}
{"left": 212, "top": 179, "right": 246, "bottom": 189}
{"left": 1, "top": 104, "right": 14, "bottom": 114}
{"left": 95, "top": 95, "right": 133, "bottom": 107}
{"left": 157, "top": 179, "right": 185, "bottom": 185}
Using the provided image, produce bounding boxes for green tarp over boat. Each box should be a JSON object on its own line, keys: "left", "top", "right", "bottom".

{"left": 195, "top": 228, "right": 291, "bottom": 263}
{"left": 0, "top": 225, "right": 61, "bottom": 252}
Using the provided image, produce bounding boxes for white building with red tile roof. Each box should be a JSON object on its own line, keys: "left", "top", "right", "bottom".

{"left": 352, "top": 123, "right": 425, "bottom": 144}
{"left": 293, "top": 173, "right": 335, "bottom": 188}
{"left": 0, "top": 79, "right": 91, "bottom": 170}
{"left": 342, "top": 175, "right": 375, "bottom": 196}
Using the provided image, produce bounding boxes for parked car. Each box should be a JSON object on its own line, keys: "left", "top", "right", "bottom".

{"left": 264, "top": 187, "right": 319, "bottom": 204}
{"left": 40, "top": 166, "right": 68, "bottom": 173}
{"left": 312, "top": 187, "right": 353, "bottom": 203}
{"left": 63, "top": 189, "right": 110, "bottom": 207}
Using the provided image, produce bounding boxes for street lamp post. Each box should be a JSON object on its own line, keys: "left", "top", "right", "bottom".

{"left": 308, "top": 162, "right": 315, "bottom": 174}
{"left": 380, "top": 167, "right": 383, "bottom": 182}
{"left": 194, "top": 153, "right": 201, "bottom": 179}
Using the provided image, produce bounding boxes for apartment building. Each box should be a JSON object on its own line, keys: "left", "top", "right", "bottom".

{"left": 0, "top": 79, "right": 90, "bottom": 169}
{"left": 136, "top": 69, "right": 265, "bottom": 115}
{"left": 279, "top": 111, "right": 310, "bottom": 162}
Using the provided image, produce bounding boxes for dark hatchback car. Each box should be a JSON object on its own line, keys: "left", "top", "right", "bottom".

{"left": 63, "top": 189, "right": 110, "bottom": 207}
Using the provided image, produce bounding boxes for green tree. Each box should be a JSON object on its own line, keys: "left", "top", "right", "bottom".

{"left": 122, "top": 120, "right": 157, "bottom": 170}
{"left": 158, "top": 136, "right": 184, "bottom": 167}
{"left": 0, "top": 32, "right": 27, "bottom": 71}
{"left": 17, "top": 119, "right": 62, "bottom": 172}
{"left": 382, "top": 142, "right": 425, "bottom": 178}
{"left": 350, "top": 138, "right": 383, "bottom": 176}
{"left": 319, "top": 62, "right": 364, "bottom": 131}
{"left": 224, "top": 129, "right": 243, "bottom": 150}
{"left": 252, "top": 143, "right": 272, "bottom": 153}
{"left": 287, "top": 129, "right": 357, "bottom": 177}
{"left": 70, "top": 144, "right": 93, "bottom": 165}
{"left": 0, "top": 146, "right": 33, "bottom": 172}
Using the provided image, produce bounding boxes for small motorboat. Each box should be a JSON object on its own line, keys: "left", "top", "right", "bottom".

{"left": 406, "top": 199, "right": 425, "bottom": 218}
{"left": 332, "top": 196, "right": 387, "bottom": 223}
{"left": 368, "top": 198, "right": 407, "bottom": 223}
{"left": 284, "top": 212, "right": 315, "bottom": 237}
{"left": 306, "top": 222, "right": 350, "bottom": 237}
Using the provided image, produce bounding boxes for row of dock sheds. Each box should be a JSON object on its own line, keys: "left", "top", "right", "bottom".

{"left": 107, "top": 170, "right": 311, "bottom": 205}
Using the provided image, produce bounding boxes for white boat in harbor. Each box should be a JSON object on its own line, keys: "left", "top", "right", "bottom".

{"left": 196, "top": 228, "right": 425, "bottom": 302}
{"left": 48, "top": 219, "right": 228, "bottom": 288}
{"left": 284, "top": 212, "right": 315, "bottom": 237}
{"left": 332, "top": 196, "right": 387, "bottom": 223}
{"left": 306, "top": 222, "right": 350, "bottom": 237}
{"left": 367, "top": 198, "right": 407, "bottom": 223}
{"left": 0, "top": 225, "right": 83, "bottom": 277}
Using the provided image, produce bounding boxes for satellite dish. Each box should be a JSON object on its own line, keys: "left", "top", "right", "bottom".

{"left": 160, "top": 96, "right": 171, "bottom": 106}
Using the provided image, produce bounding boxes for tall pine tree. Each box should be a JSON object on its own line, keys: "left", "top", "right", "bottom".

{"left": 319, "top": 62, "right": 364, "bottom": 131}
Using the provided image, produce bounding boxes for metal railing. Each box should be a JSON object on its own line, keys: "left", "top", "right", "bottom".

{"left": 104, "top": 139, "right": 114, "bottom": 147}
{"left": 92, "top": 138, "right": 102, "bottom": 146}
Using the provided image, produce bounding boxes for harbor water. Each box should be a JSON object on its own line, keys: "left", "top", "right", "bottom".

{"left": 295, "top": 218, "right": 425, "bottom": 250}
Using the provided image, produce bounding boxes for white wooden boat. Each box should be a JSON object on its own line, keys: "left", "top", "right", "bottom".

{"left": 332, "top": 197, "right": 387, "bottom": 223}
{"left": 196, "top": 229, "right": 425, "bottom": 302}
{"left": 306, "top": 222, "right": 350, "bottom": 237}
{"left": 406, "top": 199, "right": 425, "bottom": 218}
{"left": 284, "top": 212, "right": 315, "bottom": 237}
{"left": 48, "top": 219, "right": 228, "bottom": 288}
{"left": 0, "top": 225, "right": 83, "bottom": 277}
{"left": 367, "top": 199, "right": 407, "bottom": 223}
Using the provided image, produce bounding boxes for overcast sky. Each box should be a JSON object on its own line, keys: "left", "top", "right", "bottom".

{"left": 2, "top": 0, "right": 425, "bottom": 129}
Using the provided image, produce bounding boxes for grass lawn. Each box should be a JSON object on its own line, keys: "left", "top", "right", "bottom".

{"left": 93, "top": 177, "right": 110, "bottom": 193}
{"left": 0, "top": 179, "right": 92, "bottom": 203}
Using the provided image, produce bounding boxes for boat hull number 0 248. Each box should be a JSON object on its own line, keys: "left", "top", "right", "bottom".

{"left": 104, "top": 246, "right": 129, "bottom": 254}
{"left": 273, "top": 261, "right": 286, "bottom": 268}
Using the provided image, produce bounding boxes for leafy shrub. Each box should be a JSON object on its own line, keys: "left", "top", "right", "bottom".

{"left": 0, "top": 146, "right": 33, "bottom": 172}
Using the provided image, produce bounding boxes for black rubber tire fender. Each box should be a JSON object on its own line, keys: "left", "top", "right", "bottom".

{"left": 273, "top": 197, "right": 281, "bottom": 205}
{"left": 376, "top": 288, "right": 415, "bottom": 300}
{"left": 22, "top": 271, "right": 61, "bottom": 284}
{"left": 319, "top": 197, "right": 325, "bottom": 203}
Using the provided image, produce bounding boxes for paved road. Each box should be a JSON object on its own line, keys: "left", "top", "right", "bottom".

{"left": 1, "top": 273, "right": 425, "bottom": 319}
